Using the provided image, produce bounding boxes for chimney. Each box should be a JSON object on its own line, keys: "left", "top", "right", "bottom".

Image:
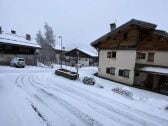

{"left": 11, "top": 30, "right": 16, "bottom": 34}
{"left": 26, "top": 34, "right": 31, "bottom": 40}
{"left": 110, "top": 23, "right": 116, "bottom": 31}
{"left": 0, "top": 26, "right": 2, "bottom": 34}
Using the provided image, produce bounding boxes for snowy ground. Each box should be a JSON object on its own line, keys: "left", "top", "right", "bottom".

{"left": 0, "top": 65, "right": 168, "bottom": 126}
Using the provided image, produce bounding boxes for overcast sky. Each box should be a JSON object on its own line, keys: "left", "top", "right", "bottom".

{"left": 1, "top": 0, "right": 168, "bottom": 52}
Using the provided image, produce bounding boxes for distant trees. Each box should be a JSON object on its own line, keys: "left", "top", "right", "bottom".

{"left": 36, "top": 23, "right": 56, "bottom": 64}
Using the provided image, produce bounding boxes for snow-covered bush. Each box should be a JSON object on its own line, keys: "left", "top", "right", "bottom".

{"left": 112, "top": 87, "right": 133, "bottom": 99}
{"left": 37, "top": 63, "right": 49, "bottom": 68}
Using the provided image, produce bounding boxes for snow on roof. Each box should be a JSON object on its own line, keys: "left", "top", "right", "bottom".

{"left": 0, "top": 32, "right": 40, "bottom": 48}
{"left": 77, "top": 48, "right": 98, "bottom": 57}
{"left": 54, "top": 44, "right": 62, "bottom": 50}
{"left": 137, "top": 66, "right": 168, "bottom": 75}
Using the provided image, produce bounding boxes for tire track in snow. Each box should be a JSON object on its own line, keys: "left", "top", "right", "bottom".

{"left": 48, "top": 76, "right": 168, "bottom": 126}
{"left": 28, "top": 75, "right": 103, "bottom": 126}
{"left": 26, "top": 74, "right": 77, "bottom": 126}
{"left": 34, "top": 75, "right": 167, "bottom": 126}
{"left": 16, "top": 73, "right": 77, "bottom": 126}
{"left": 31, "top": 75, "right": 138, "bottom": 126}
{"left": 16, "top": 74, "right": 102, "bottom": 126}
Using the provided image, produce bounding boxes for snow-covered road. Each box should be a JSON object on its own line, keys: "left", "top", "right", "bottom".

{"left": 0, "top": 66, "right": 168, "bottom": 126}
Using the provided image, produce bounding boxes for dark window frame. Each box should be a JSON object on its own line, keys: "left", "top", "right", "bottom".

{"left": 119, "top": 69, "right": 130, "bottom": 78}
{"left": 147, "top": 52, "right": 155, "bottom": 62}
{"left": 110, "top": 67, "right": 115, "bottom": 75}
{"left": 123, "top": 32, "right": 128, "bottom": 40}
{"left": 112, "top": 51, "right": 116, "bottom": 58}
{"left": 107, "top": 51, "right": 116, "bottom": 58}
{"left": 107, "top": 52, "right": 111, "bottom": 58}
{"left": 106, "top": 67, "right": 115, "bottom": 75}
{"left": 136, "top": 52, "right": 146, "bottom": 60}
{"left": 106, "top": 67, "right": 111, "bottom": 74}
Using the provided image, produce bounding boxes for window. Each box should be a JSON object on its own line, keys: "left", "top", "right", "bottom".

{"left": 136, "top": 52, "right": 146, "bottom": 60}
{"left": 123, "top": 33, "right": 128, "bottom": 40}
{"left": 112, "top": 52, "right": 116, "bottom": 58}
{"left": 107, "top": 51, "right": 116, "bottom": 58}
{"left": 119, "top": 70, "right": 124, "bottom": 76}
{"left": 11, "top": 30, "right": 16, "bottom": 34}
{"left": 106, "top": 67, "right": 115, "bottom": 75}
{"left": 148, "top": 52, "right": 154, "bottom": 62}
{"left": 106, "top": 67, "right": 111, "bottom": 74}
{"left": 26, "top": 34, "right": 31, "bottom": 40}
{"left": 119, "top": 69, "right": 130, "bottom": 78}
{"left": 107, "top": 52, "right": 111, "bottom": 58}
{"left": 111, "top": 67, "right": 115, "bottom": 75}
{"left": 85, "top": 58, "right": 87, "bottom": 61}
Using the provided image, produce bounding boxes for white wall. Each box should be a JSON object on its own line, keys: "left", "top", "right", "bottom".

{"left": 136, "top": 51, "right": 168, "bottom": 67}
{"left": 98, "top": 50, "right": 136, "bottom": 85}
{"left": 78, "top": 58, "right": 89, "bottom": 67}
{"left": 55, "top": 53, "right": 61, "bottom": 63}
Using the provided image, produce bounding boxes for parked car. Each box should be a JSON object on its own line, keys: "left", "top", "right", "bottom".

{"left": 10, "top": 57, "right": 26, "bottom": 68}
{"left": 83, "top": 76, "right": 96, "bottom": 85}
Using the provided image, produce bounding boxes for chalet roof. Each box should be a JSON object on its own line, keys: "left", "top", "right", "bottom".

{"left": 53, "top": 45, "right": 62, "bottom": 50}
{"left": 66, "top": 48, "right": 98, "bottom": 57}
{"left": 91, "top": 19, "right": 157, "bottom": 47}
{"left": 0, "top": 32, "right": 40, "bottom": 48}
{"left": 154, "top": 30, "right": 168, "bottom": 38}
{"left": 77, "top": 48, "right": 98, "bottom": 57}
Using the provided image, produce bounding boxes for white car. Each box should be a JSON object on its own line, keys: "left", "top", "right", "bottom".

{"left": 10, "top": 57, "right": 26, "bottom": 68}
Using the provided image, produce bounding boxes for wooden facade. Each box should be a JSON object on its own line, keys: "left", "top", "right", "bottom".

{"left": 91, "top": 19, "right": 168, "bottom": 51}
{"left": 91, "top": 19, "right": 168, "bottom": 94}
{"left": 0, "top": 44, "right": 35, "bottom": 55}
{"left": 0, "top": 43, "right": 38, "bottom": 65}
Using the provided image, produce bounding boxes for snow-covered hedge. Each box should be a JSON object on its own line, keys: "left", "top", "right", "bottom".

{"left": 37, "top": 63, "right": 49, "bottom": 68}
{"left": 112, "top": 87, "right": 133, "bottom": 99}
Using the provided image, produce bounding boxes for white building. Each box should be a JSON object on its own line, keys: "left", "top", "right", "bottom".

{"left": 91, "top": 19, "right": 168, "bottom": 94}
{"left": 65, "top": 48, "right": 98, "bottom": 67}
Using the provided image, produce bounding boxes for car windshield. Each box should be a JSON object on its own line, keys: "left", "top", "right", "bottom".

{"left": 18, "top": 59, "right": 24, "bottom": 61}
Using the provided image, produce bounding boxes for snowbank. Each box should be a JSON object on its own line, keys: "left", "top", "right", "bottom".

{"left": 112, "top": 87, "right": 133, "bottom": 99}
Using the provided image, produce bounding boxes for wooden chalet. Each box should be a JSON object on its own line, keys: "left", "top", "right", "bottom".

{"left": 91, "top": 19, "right": 168, "bottom": 94}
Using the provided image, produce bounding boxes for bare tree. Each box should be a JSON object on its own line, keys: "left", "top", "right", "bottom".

{"left": 36, "top": 23, "right": 56, "bottom": 64}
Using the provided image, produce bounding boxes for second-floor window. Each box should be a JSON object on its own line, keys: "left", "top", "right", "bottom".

{"left": 123, "top": 32, "right": 128, "bottom": 40}
{"left": 107, "top": 51, "right": 116, "bottom": 58}
{"left": 148, "top": 52, "right": 155, "bottom": 62}
{"left": 136, "top": 52, "right": 146, "bottom": 60}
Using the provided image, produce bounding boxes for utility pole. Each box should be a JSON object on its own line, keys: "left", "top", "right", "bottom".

{"left": 77, "top": 51, "right": 79, "bottom": 79}
{"left": 58, "top": 36, "right": 62, "bottom": 69}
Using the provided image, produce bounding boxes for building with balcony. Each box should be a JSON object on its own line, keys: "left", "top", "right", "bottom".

{"left": 91, "top": 19, "right": 168, "bottom": 94}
